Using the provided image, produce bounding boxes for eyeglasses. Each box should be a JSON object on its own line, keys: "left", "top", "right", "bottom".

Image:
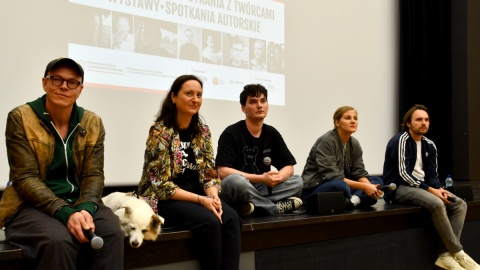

{"left": 45, "top": 76, "right": 82, "bottom": 89}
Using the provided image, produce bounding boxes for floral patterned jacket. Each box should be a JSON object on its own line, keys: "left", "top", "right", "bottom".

{"left": 137, "top": 121, "right": 220, "bottom": 213}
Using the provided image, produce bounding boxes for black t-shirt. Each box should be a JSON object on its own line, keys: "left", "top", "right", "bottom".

{"left": 173, "top": 129, "right": 201, "bottom": 193}
{"left": 216, "top": 120, "right": 296, "bottom": 174}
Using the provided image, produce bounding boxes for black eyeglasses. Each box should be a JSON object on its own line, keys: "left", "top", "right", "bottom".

{"left": 45, "top": 76, "right": 82, "bottom": 89}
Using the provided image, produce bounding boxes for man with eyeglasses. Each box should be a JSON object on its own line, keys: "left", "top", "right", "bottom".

{"left": 0, "top": 58, "right": 123, "bottom": 269}
{"left": 227, "top": 36, "right": 249, "bottom": 69}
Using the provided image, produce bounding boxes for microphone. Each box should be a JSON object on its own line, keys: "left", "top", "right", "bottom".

{"left": 377, "top": 183, "right": 397, "bottom": 191}
{"left": 263, "top": 157, "right": 271, "bottom": 170}
{"left": 86, "top": 230, "right": 104, "bottom": 249}
{"left": 263, "top": 157, "right": 272, "bottom": 195}
{"left": 447, "top": 196, "right": 458, "bottom": 203}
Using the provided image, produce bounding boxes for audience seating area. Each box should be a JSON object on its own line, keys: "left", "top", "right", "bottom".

{"left": 1, "top": 185, "right": 479, "bottom": 269}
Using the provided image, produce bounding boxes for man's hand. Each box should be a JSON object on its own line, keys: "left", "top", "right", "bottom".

{"left": 67, "top": 210, "right": 94, "bottom": 243}
{"left": 263, "top": 171, "right": 283, "bottom": 188}
{"left": 428, "top": 187, "right": 450, "bottom": 204}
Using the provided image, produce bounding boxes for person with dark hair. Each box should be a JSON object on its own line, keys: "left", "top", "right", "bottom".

{"left": 215, "top": 84, "right": 303, "bottom": 216}
{"left": 302, "top": 106, "right": 383, "bottom": 209}
{"left": 383, "top": 104, "right": 479, "bottom": 270}
{"left": 135, "top": 20, "right": 172, "bottom": 58}
{"left": 0, "top": 57, "right": 124, "bottom": 269}
{"left": 267, "top": 42, "right": 285, "bottom": 73}
{"left": 228, "top": 36, "right": 249, "bottom": 68}
{"left": 179, "top": 28, "right": 200, "bottom": 61}
{"left": 137, "top": 75, "right": 241, "bottom": 270}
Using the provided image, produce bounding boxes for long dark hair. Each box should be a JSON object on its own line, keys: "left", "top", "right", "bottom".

{"left": 155, "top": 74, "right": 204, "bottom": 135}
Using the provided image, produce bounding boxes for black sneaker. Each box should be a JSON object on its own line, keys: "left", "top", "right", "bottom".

{"left": 345, "top": 198, "right": 354, "bottom": 210}
{"left": 275, "top": 197, "right": 302, "bottom": 214}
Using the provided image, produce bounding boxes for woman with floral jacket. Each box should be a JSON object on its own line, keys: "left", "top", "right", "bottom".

{"left": 137, "top": 74, "right": 241, "bottom": 270}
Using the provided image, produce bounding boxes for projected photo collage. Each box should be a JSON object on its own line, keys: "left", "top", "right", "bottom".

{"left": 86, "top": 10, "right": 284, "bottom": 74}
{"left": 69, "top": 0, "right": 286, "bottom": 105}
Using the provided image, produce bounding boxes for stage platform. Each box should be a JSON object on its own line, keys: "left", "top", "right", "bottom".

{"left": 1, "top": 183, "right": 480, "bottom": 270}
{"left": 120, "top": 197, "right": 480, "bottom": 270}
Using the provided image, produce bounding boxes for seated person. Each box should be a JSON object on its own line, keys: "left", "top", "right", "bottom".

{"left": 302, "top": 106, "right": 383, "bottom": 209}
{"left": 0, "top": 57, "right": 123, "bottom": 269}
{"left": 137, "top": 74, "right": 241, "bottom": 270}
{"left": 216, "top": 84, "right": 303, "bottom": 216}
{"left": 383, "top": 104, "right": 479, "bottom": 270}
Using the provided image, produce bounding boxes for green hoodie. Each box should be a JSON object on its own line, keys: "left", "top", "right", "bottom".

{"left": 27, "top": 95, "right": 96, "bottom": 225}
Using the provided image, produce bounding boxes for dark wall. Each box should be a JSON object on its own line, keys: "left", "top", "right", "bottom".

{"left": 451, "top": 0, "right": 469, "bottom": 180}
{"left": 467, "top": 0, "right": 480, "bottom": 181}
{"left": 399, "top": 0, "right": 480, "bottom": 183}
{"left": 399, "top": 0, "right": 453, "bottom": 179}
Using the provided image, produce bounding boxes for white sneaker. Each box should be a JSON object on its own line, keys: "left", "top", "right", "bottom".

{"left": 455, "top": 252, "right": 480, "bottom": 270}
{"left": 239, "top": 202, "right": 255, "bottom": 217}
{"left": 275, "top": 197, "right": 302, "bottom": 214}
{"left": 435, "top": 253, "right": 464, "bottom": 270}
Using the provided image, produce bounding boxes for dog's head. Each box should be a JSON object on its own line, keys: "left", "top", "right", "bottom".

{"left": 116, "top": 205, "right": 165, "bottom": 248}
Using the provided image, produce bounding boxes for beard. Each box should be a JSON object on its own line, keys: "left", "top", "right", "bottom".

{"left": 411, "top": 126, "right": 428, "bottom": 136}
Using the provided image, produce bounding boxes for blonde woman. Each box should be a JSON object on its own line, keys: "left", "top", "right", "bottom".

{"left": 301, "top": 106, "right": 383, "bottom": 209}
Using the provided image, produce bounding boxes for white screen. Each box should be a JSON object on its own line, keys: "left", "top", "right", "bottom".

{"left": 0, "top": 0, "right": 398, "bottom": 189}
{"left": 69, "top": 0, "right": 286, "bottom": 105}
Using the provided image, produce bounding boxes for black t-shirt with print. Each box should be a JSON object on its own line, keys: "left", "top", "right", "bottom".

{"left": 173, "top": 129, "right": 201, "bottom": 193}
{"left": 216, "top": 120, "right": 296, "bottom": 174}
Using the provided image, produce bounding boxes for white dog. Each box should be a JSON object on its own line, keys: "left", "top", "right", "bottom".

{"left": 102, "top": 192, "right": 164, "bottom": 248}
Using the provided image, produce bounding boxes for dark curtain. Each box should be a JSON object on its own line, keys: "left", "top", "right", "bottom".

{"left": 398, "top": 0, "right": 452, "bottom": 179}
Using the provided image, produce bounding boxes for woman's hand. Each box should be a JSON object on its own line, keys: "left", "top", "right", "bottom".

{"left": 200, "top": 195, "right": 223, "bottom": 223}
{"left": 364, "top": 183, "right": 383, "bottom": 199}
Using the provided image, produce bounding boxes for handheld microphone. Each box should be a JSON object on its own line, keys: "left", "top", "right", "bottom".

{"left": 86, "top": 230, "right": 104, "bottom": 249}
{"left": 447, "top": 196, "right": 458, "bottom": 203}
{"left": 377, "top": 183, "right": 397, "bottom": 191}
{"left": 263, "top": 157, "right": 271, "bottom": 170}
{"left": 263, "top": 157, "right": 272, "bottom": 195}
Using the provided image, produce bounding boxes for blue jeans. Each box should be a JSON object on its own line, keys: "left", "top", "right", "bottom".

{"left": 393, "top": 184, "right": 466, "bottom": 254}
{"left": 220, "top": 173, "right": 303, "bottom": 215}
{"left": 302, "top": 176, "right": 383, "bottom": 208}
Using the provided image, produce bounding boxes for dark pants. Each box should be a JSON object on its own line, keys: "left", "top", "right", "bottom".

{"left": 158, "top": 198, "right": 242, "bottom": 270}
{"left": 5, "top": 202, "right": 124, "bottom": 270}
{"left": 303, "top": 176, "right": 384, "bottom": 208}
